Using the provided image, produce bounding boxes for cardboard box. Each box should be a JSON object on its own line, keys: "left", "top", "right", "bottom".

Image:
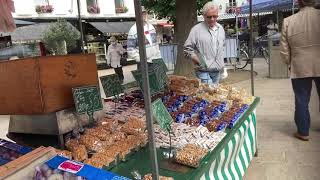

{"left": 0, "top": 54, "right": 99, "bottom": 114}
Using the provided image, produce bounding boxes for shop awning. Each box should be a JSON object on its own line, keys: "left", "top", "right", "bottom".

{"left": 240, "top": 0, "right": 295, "bottom": 13}
{"left": 5, "top": 22, "right": 79, "bottom": 41}
{"left": 89, "top": 21, "right": 135, "bottom": 34}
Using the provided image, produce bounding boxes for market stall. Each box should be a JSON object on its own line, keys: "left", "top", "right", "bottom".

{"left": 111, "top": 98, "right": 259, "bottom": 179}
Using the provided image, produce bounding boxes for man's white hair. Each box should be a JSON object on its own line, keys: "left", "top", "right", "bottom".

{"left": 202, "top": 1, "right": 219, "bottom": 16}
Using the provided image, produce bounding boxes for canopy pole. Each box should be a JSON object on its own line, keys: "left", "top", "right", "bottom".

{"left": 292, "top": 0, "right": 295, "bottom": 15}
{"left": 249, "top": 0, "right": 254, "bottom": 96}
{"left": 133, "top": 0, "right": 159, "bottom": 179}
{"left": 77, "top": 0, "right": 85, "bottom": 53}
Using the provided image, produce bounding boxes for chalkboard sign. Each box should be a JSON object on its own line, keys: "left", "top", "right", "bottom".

{"left": 152, "top": 98, "right": 173, "bottom": 132}
{"left": 152, "top": 58, "right": 168, "bottom": 72}
{"left": 132, "top": 70, "right": 163, "bottom": 95}
{"left": 100, "top": 74, "right": 124, "bottom": 98}
{"left": 152, "top": 59, "right": 169, "bottom": 90}
{"left": 72, "top": 85, "right": 103, "bottom": 115}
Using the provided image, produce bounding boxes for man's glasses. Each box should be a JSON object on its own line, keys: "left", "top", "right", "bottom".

{"left": 206, "top": 15, "right": 218, "bottom": 19}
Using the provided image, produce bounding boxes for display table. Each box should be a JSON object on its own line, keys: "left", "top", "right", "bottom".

{"left": 111, "top": 97, "right": 260, "bottom": 180}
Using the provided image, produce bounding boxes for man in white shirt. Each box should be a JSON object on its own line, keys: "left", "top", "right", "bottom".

{"left": 267, "top": 19, "right": 278, "bottom": 36}
{"left": 127, "top": 6, "right": 161, "bottom": 69}
{"left": 107, "top": 36, "right": 124, "bottom": 68}
{"left": 107, "top": 36, "right": 125, "bottom": 81}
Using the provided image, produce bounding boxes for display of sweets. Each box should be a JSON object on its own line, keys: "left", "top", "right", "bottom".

{"left": 154, "top": 123, "right": 226, "bottom": 150}
{"left": 198, "top": 84, "right": 254, "bottom": 105}
{"left": 175, "top": 144, "right": 208, "bottom": 168}
{"left": 63, "top": 115, "right": 148, "bottom": 169}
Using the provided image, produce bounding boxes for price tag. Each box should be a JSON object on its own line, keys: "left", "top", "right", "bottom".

{"left": 132, "top": 70, "right": 163, "bottom": 96}
{"left": 100, "top": 74, "right": 124, "bottom": 98}
{"left": 152, "top": 98, "right": 173, "bottom": 132}
{"left": 72, "top": 86, "right": 103, "bottom": 126}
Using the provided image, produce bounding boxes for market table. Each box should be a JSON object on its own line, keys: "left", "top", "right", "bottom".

{"left": 110, "top": 97, "right": 260, "bottom": 180}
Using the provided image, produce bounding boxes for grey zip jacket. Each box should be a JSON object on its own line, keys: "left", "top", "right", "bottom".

{"left": 184, "top": 22, "right": 225, "bottom": 71}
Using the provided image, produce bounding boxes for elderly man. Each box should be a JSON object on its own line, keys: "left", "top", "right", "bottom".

{"left": 280, "top": 0, "right": 320, "bottom": 141}
{"left": 184, "top": 1, "right": 225, "bottom": 85}
{"left": 127, "top": 6, "right": 161, "bottom": 70}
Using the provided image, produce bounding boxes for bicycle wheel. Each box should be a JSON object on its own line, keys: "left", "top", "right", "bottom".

{"left": 262, "top": 48, "right": 270, "bottom": 64}
{"left": 235, "top": 49, "right": 249, "bottom": 69}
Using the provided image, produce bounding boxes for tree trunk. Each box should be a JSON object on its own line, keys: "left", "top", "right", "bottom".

{"left": 173, "top": 0, "right": 197, "bottom": 78}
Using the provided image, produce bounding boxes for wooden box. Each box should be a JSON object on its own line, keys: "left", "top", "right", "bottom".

{"left": 0, "top": 54, "right": 99, "bottom": 115}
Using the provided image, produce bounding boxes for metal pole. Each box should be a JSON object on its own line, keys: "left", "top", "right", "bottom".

{"left": 249, "top": 0, "right": 254, "bottom": 96}
{"left": 292, "top": 0, "right": 295, "bottom": 15}
{"left": 77, "top": 0, "right": 85, "bottom": 53}
{"left": 133, "top": 0, "right": 159, "bottom": 179}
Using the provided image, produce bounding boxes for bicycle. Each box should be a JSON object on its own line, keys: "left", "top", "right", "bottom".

{"left": 235, "top": 34, "right": 270, "bottom": 69}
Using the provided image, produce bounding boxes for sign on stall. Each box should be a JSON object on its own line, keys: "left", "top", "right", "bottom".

{"left": 72, "top": 86, "right": 103, "bottom": 126}
{"left": 152, "top": 98, "right": 173, "bottom": 132}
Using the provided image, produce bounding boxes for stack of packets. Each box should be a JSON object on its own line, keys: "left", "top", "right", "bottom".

{"left": 58, "top": 116, "right": 148, "bottom": 169}
{"left": 198, "top": 84, "right": 254, "bottom": 105}
{"left": 154, "top": 124, "right": 226, "bottom": 151}
{"left": 104, "top": 101, "right": 145, "bottom": 123}
{"left": 175, "top": 144, "right": 208, "bottom": 168}
{"left": 168, "top": 75, "right": 200, "bottom": 96}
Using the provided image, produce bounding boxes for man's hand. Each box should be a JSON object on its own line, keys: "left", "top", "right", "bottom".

{"left": 191, "top": 56, "right": 200, "bottom": 66}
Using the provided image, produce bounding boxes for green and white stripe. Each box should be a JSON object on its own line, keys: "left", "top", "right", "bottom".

{"left": 200, "top": 111, "right": 257, "bottom": 180}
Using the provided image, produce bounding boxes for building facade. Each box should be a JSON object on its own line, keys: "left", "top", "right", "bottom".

{"left": 12, "top": 0, "right": 136, "bottom": 19}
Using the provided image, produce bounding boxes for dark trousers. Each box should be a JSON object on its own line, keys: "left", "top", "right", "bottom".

{"left": 291, "top": 77, "right": 320, "bottom": 136}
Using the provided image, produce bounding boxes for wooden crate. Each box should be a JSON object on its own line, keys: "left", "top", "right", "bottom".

{"left": 0, "top": 54, "right": 99, "bottom": 114}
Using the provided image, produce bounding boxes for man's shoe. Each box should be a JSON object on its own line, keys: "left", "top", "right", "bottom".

{"left": 294, "top": 132, "right": 309, "bottom": 141}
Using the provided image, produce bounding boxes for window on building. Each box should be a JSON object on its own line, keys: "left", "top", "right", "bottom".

{"left": 34, "top": 0, "right": 54, "bottom": 14}
{"left": 115, "top": 0, "right": 127, "bottom": 13}
{"left": 87, "top": 0, "right": 100, "bottom": 14}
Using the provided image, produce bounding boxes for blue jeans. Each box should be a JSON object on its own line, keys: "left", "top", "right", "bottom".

{"left": 291, "top": 77, "right": 320, "bottom": 136}
{"left": 196, "top": 70, "right": 221, "bottom": 85}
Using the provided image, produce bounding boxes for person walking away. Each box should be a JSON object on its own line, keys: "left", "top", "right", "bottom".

{"left": 184, "top": 1, "right": 225, "bottom": 85}
{"left": 280, "top": 0, "right": 320, "bottom": 141}
{"left": 107, "top": 36, "right": 125, "bottom": 82}
{"left": 267, "top": 19, "right": 279, "bottom": 36}
{"left": 127, "top": 6, "right": 161, "bottom": 70}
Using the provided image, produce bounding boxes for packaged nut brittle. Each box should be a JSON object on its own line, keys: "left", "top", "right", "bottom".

{"left": 79, "top": 134, "right": 104, "bottom": 152}
{"left": 84, "top": 157, "right": 105, "bottom": 168}
{"left": 175, "top": 144, "right": 208, "bottom": 168}
{"left": 143, "top": 174, "right": 174, "bottom": 180}
{"left": 65, "top": 138, "right": 79, "bottom": 151}
{"left": 54, "top": 149, "right": 72, "bottom": 160}
{"left": 72, "top": 144, "right": 88, "bottom": 162}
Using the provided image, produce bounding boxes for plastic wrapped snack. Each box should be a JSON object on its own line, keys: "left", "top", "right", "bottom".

{"left": 34, "top": 163, "right": 86, "bottom": 180}
{"left": 175, "top": 144, "right": 208, "bottom": 168}
{"left": 100, "top": 118, "right": 119, "bottom": 132}
{"left": 84, "top": 158, "right": 105, "bottom": 169}
{"left": 54, "top": 149, "right": 72, "bottom": 159}
{"left": 72, "top": 145, "right": 87, "bottom": 162}
{"left": 79, "top": 134, "right": 104, "bottom": 152}
{"left": 65, "top": 138, "right": 79, "bottom": 151}
{"left": 143, "top": 174, "right": 174, "bottom": 180}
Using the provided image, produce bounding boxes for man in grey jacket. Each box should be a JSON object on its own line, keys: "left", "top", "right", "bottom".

{"left": 184, "top": 1, "right": 225, "bottom": 85}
